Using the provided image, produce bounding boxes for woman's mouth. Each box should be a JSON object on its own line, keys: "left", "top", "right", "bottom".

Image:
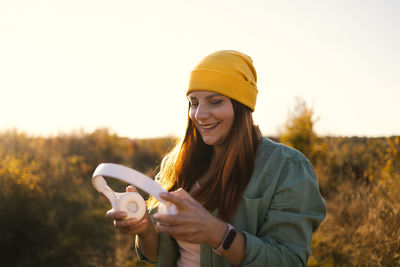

{"left": 199, "top": 122, "right": 219, "bottom": 131}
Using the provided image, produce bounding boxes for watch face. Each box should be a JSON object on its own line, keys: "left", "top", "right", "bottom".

{"left": 222, "top": 229, "right": 237, "bottom": 250}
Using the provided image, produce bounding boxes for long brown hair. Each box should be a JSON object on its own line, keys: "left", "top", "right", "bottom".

{"left": 149, "top": 100, "right": 261, "bottom": 221}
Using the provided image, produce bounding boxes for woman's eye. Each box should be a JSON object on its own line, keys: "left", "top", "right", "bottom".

{"left": 190, "top": 102, "right": 199, "bottom": 107}
{"left": 211, "top": 100, "right": 223, "bottom": 105}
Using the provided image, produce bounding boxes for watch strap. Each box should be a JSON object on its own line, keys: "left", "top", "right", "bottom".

{"left": 213, "top": 223, "right": 236, "bottom": 255}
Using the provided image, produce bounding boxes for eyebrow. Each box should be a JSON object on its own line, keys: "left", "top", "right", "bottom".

{"left": 188, "top": 93, "right": 222, "bottom": 100}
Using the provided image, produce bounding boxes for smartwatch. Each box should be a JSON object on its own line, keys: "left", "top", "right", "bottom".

{"left": 213, "top": 223, "right": 237, "bottom": 255}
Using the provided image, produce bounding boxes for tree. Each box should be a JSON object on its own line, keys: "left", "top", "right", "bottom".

{"left": 280, "top": 97, "right": 319, "bottom": 162}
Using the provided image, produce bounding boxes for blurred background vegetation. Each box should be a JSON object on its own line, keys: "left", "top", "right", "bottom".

{"left": 0, "top": 99, "right": 399, "bottom": 266}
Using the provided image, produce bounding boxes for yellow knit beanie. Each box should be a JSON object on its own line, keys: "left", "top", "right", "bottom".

{"left": 187, "top": 50, "right": 258, "bottom": 111}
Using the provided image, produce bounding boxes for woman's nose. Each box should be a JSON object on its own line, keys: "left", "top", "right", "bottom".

{"left": 195, "top": 104, "right": 210, "bottom": 121}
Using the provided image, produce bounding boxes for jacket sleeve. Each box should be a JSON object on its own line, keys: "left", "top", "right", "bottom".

{"left": 241, "top": 157, "right": 326, "bottom": 266}
{"left": 135, "top": 192, "right": 179, "bottom": 266}
{"left": 134, "top": 208, "right": 158, "bottom": 264}
{"left": 135, "top": 172, "right": 162, "bottom": 263}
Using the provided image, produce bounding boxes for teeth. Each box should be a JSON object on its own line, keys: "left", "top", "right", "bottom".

{"left": 201, "top": 123, "right": 218, "bottom": 130}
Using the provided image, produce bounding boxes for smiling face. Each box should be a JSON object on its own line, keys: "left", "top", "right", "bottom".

{"left": 188, "top": 91, "right": 234, "bottom": 149}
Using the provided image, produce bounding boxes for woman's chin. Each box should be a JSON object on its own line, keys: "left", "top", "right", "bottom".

{"left": 201, "top": 136, "right": 217, "bottom": 146}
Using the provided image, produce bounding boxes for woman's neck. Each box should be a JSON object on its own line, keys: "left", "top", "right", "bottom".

{"left": 213, "top": 145, "right": 224, "bottom": 159}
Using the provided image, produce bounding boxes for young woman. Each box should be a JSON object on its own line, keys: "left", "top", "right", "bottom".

{"left": 107, "top": 50, "right": 326, "bottom": 266}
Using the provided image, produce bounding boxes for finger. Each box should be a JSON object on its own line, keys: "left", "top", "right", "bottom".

{"left": 163, "top": 189, "right": 203, "bottom": 211}
{"left": 106, "top": 209, "right": 127, "bottom": 220}
{"left": 115, "top": 217, "right": 142, "bottom": 228}
{"left": 153, "top": 213, "right": 183, "bottom": 226}
{"left": 156, "top": 222, "right": 196, "bottom": 239}
{"left": 116, "top": 217, "right": 148, "bottom": 234}
{"left": 170, "top": 188, "right": 192, "bottom": 199}
{"left": 156, "top": 221, "right": 180, "bottom": 235}
{"left": 159, "top": 192, "right": 191, "bottom": 210}
{"left": 127, "top": 219, "right": 148, "bottom": 233}
{"left": 126, "top": 185, "right": 138, "bottom": 192}
{"left": 171, "top": 188, "right": 203, "bottom": 207}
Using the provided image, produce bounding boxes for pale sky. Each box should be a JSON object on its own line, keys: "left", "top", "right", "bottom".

{"left": 1, "top": 0, "right": 399, "bottom": 138}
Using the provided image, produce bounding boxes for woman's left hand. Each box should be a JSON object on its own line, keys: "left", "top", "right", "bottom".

{"left": 153, "top": 188, "right": 227, "bottom": 247}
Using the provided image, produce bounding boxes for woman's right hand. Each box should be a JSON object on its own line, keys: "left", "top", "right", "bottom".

{"left": 105, "top": 185, "right": 153, "bottom": 236}
{"left": 106, "top": 185, "right": 160, "bottom": 261}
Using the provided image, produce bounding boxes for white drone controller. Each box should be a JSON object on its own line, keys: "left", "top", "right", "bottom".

{"left": 92, "top": 163, "right": 177, "bottom": 220}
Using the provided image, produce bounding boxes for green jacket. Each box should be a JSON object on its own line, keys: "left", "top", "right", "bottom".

{"left": 137, "top": 137, "right": 326, "bottom": 266}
